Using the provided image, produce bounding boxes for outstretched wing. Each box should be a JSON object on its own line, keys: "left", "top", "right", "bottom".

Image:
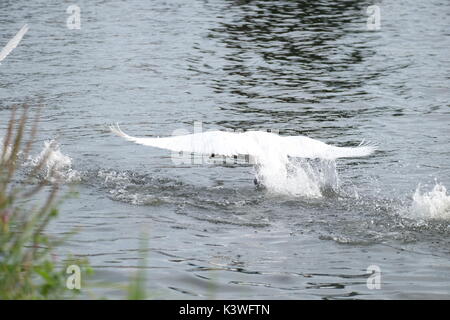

{"left": 281, "top": 136, "right": 376, "bottom": 159}
{"left": 110, "top": 124, "right": 261, "bottom": 157}
{"left": 110, "top": 124, "right": 376, "bottom": 160}
{"left": 0, "top": 24, "right": 29, "bottom": 63}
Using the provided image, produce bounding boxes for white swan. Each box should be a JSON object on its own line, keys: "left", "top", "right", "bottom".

{"left": 110, "top": 125, "right": 376, "bottom": 197}
{"left": 109, "top": 123, "right": 376, "bottom": 196}
{"left": 109, "top": 124, "right": 376, "bottom": 161}
{"left": 0, "top": 24, "right": 29, "bottom": 64}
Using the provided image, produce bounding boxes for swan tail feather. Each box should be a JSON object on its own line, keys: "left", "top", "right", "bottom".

{"left": 109, "top": 123, "right": 138, "bottom": 143}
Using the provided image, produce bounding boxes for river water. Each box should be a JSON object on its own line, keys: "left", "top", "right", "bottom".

{"left": 1, "top": 0, "right": 449, "bottom": 299}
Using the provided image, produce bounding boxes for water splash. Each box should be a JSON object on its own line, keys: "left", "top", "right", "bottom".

{"left": 96, "top": 169, "right": 174, "bottom": 205}
{"left": 27, "top": 140, "right": 80, "bottom": 183}
{"left": 256, "top": 157, "right": 339, "bottom": 198}
{"left": 407, "top": 183, "right": 450, "bottom": 221}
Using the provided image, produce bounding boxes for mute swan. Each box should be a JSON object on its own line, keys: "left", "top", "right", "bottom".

{"left": 109, "top": 123, "right": 376, "bottom": 190}
{"left": 110, "top": 124, "right": 376, "bottom": 161}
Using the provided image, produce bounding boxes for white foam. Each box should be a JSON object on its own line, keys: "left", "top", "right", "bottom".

{"left": 27, "top": 140, "right": 80, "bottom": 183}
{"left": 407, "top": 183, "right": 450, "bottom": 220}
{"left": 97, "top": 170, "right": 165, "bottom": 205}
{"left": 256, "top": 156, "right": 339, "bottom": 198}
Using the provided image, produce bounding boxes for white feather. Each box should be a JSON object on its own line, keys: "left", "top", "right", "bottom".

{"left": 109, "top": 123, "right": 376, "bottom": 161}
{"left": 0, "top": 24, "right": 29, "bottom": 64}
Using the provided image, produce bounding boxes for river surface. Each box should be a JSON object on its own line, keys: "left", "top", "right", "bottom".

{"left": 1, "top": 0, "right": 449, "bottom": 299}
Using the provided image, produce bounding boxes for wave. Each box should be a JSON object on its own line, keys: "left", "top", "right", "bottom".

{"left": 96, "top": 169, "right": 168, "bottom": 205}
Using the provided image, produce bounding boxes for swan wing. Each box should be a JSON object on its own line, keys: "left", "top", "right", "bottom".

{"left": 110, "top": 124, "right": 261, "bottom": 157}
{"left": 110, "top": 124, "right": 376, "bottom": 160}
{"left": 0, "top": 24, "right": 29, "bottom": 63}
{"left": 283, "top": 136, "right": 376, "bottom": 159}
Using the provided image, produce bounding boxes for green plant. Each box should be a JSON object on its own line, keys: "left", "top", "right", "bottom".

{"left": 127, "top": 234, "right": 149, "bottom": 300}
{"left": 0, "top": 105, "right": 157, "bottom": 300}
{"left": 0, "top": 104, "right": 83, "bottom": 299}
